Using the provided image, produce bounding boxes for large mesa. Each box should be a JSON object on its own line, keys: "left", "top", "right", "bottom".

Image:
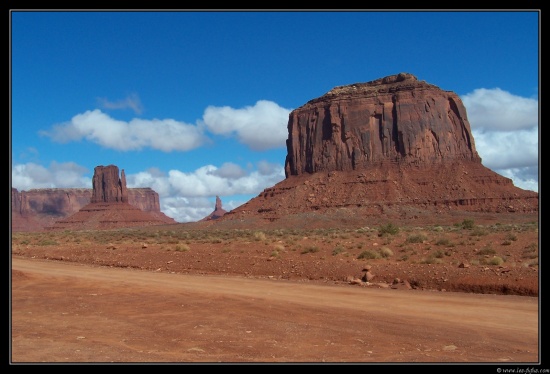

{"left": 220, "top": 73, "right": 538, "bottom": 226}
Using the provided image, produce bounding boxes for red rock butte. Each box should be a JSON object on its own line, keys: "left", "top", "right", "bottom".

{"left": 48, "top": 165, "right": 176, "bottom": 231}
{"left": 200, "top": 196, "right": 228, "bottom": 221}
{"left": 220, "top": 73, "right": 538, "bottom": 226}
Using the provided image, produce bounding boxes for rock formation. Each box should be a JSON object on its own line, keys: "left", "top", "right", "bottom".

{"left": 11, "top": 187, "right": 166, "bottom": 232}
{"left": 200, "top": 196, "right": 228, "bottom": 221}
{"left": 284, "top": 72, "right": 479, "bottom": 176}
{"left": 219, "top": 73, "right": 538, "bottom": 226}
{"left": 46, "top": 164, "right": 176, "bottom": 231}
{"left": 91, "top": 165, "right": 129, "bottom": 203}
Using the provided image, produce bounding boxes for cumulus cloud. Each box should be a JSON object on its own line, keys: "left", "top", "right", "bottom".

{"left": 126, "top": 162, "right": 285, "bottom": 222}
{"left": 39, "top": 109, "right": 207, "bottom": 152}
{"left": 208, "top": 162, "right": 247, "bottom": 179}
{"left": 39, "top": 100, "right": 291, "bottom": 153}
{"left": 201, "top": 100, "right": 291, "bottom": 150}
{"left": 11, "top": 162, "right": 90, "bottom": 191}
{"left": 166, "top": 163, "right": 285, "bottom": 198}
{"left": 461, "top": 88, "right": 539, "bottom": 193}
{"left": 472, "top": 127, "right": 538, "bottom": 170}
{"left": 97, "top": 93, "right": 144, "bottom": 114}
{"left": 462, "top": 88, "right": 538, "bottom": 132}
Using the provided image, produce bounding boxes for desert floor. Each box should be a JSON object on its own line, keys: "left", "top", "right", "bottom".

{"left": 10, "top": 213, "right": 542, "bottom": 364}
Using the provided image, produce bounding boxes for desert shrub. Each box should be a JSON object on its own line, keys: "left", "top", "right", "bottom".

{"left": 357, "top": 250, "right": 381, "bottom": 260}
{"left": 432, "top": 249, "right": 445, "bottom": 258}
{"left": 470, "top": 227, "right": 488, "bottom": 237}
{"left": 270, "top": 250, "right": 279, "bottom": 258}
{"left": 398, "top": 254, "right": 409, "bottom": 262}
{"left": 273, "top": 244, "right": 285, "bottom": 252}
{"left": 486, "top": 256, "right": 504, "bottom": 266}
{"left": 332, "top": 245, "right": 345, "bottom": 256}
{"left": 432, "top": 226, "right": 444, "bottom": 232}
{"left": 405, "top": 234, "right": 427, "bottom": 244}
{"left": 461, "top": 219, "right": 475, "bottom": 230}
{"left": 379, "top": 247, "right": 394, "bottom": 258}
{"left": 175, "top": 244, "right": 190, "bottom": 252}
{"left": 501, "top": 240, "right": 512, "bottom": 246}
{"left": 435, "top": 237, "right": 451, "bottom": 246}
{"left": 378, "top": 223, "right": 399, "bottom": 237}
{"left": 301, "top": 246, "right": 319, "bottom": 254}
{"left": 522, "top": 244, "right": 538, "bottom": 259}
{"left": 478, "top": 246, "right": 496, "bottom": 256}
{"left": 504, "top": 233, "right": 518, "bottom": 241}
{"left": 253, "top": 231, "right": 266, "bottom": 241}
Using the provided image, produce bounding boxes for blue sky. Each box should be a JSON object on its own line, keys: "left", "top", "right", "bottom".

{"left": 10, "top": 10, "right": 540, "bottom": 222}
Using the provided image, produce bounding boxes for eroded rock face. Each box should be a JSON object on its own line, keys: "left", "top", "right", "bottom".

{"left": 91, "top": 165, "right": 129, "bottom": 203}
{"left": 285, "top": 72, "right": 480, "bottom": 176}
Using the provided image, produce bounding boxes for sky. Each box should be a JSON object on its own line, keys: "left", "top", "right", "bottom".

{"left": 10, "top": 10, "right": 540, "bottom": 223}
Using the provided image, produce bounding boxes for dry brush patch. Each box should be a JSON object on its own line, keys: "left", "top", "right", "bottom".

{"left": 11, "top": 220, "right": 539, "bottom": 296}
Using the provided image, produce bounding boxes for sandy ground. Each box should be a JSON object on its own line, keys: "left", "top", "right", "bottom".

{"left": 11, "top": 257, "right": 540, "bottom": 364}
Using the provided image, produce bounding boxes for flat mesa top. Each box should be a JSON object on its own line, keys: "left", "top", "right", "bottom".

{"left": 306, "top": 72, "right": 443, "bottom": 106}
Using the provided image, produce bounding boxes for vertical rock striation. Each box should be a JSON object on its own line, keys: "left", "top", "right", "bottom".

{"left": 285, "top": 72, "right": 480, "bottom": 176}
{"left": 91, "top": 165, "right": 129, "bottom": 203}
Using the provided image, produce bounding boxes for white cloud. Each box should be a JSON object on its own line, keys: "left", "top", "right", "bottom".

{"left": 166, "top": 162, "right": 285, "bottom": 198}
{"left": 39, "top": 109, "right": 207, "bottom": 152}
{"left": 208, "top": 162, "right": 247, "bottom": 179}
{"left": 11, "top": 162, "right": 90, "bottom": 191}
{"left": 160, "top": 196, "right": 214, "bottom": 223}
{"left": 472, "top": 127, "right": 538, "bottom": 170}
{"left": 39, "top": 101, "right": 291, "bottom": 153}
{"left": 126, "top": 162, "right": 284, "bottom": 222}
{"left": 201, "top": 100, "right": 291, "bottom": 150}
{"left": 462, "top": 88, "right": 538, "bottom": 132}
{"left": 461, "top": 88, "right": 539, "bottom": 193}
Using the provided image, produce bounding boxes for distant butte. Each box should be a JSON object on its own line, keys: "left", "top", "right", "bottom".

{"left": 219, "top": 73, "right": 538, "bottom": 226}
{"left": 48, "top": 165, "right": 176, "bottom": 230}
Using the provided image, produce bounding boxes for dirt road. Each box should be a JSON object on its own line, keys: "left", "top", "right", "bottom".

{"left": 11, "top": 257, "right": 539, "bottom": 364}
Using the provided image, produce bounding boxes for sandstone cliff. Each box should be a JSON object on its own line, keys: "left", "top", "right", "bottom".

{"left": 220, "top": 73, "right": 538, "bottom": 226}
{"left": 285, "top": 72, "right": 479, "bottom": 176}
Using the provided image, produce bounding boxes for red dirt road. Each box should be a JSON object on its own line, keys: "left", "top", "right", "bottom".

{"left": 11, "top": 257, "right": 539, "bottom": 364}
